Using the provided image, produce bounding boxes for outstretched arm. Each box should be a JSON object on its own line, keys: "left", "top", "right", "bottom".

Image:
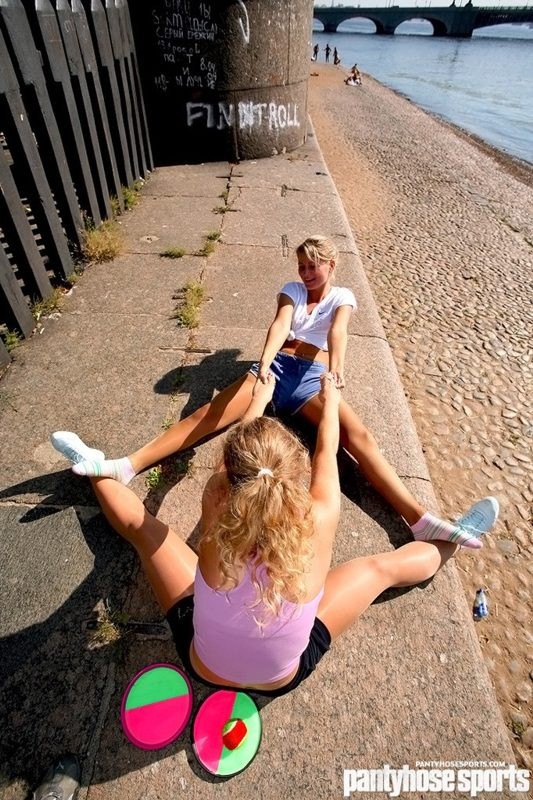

{"left": 327, "top": 305, "right": 352, "bottom": 388}
{"left": 310, "top": 374, "right": 341, "bottom": 526}
{"left": 242, "top": 372, "right": 276, "bottom": 423}
{"left": 256, "top": 295, "right": 294, "bottom": 383}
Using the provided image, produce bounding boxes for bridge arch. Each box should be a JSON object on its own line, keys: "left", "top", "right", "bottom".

{"left": 395, "top": 16, "right": 449, "bottom": 35}
{"left": 337, "top": 17, "right": 377, "bottom": 34}
{"left": 334, "top": 14, "right": 387, "bottom": 34}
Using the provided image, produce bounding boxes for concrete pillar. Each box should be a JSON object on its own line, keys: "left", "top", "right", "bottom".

{"left": 129, "top": 0, "right": 314, "bottom": 164}
{"left": 447, "top": 7, "right": 477, "bottom": 36}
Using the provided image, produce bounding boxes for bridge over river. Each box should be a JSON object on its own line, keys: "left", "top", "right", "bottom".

{"left": 314, "top": 5, "right": 533, "bottom": 37}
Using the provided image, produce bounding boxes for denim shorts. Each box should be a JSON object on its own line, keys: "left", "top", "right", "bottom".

{"left": 166, "top": 595, "right": 331, "bottom": 698}
{"left": 249, "top": 351, "right": 327, "bottom": 415}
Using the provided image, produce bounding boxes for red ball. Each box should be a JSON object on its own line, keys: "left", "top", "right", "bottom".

{"left": 222, "top": 718, "right": 247, "bottom": 750}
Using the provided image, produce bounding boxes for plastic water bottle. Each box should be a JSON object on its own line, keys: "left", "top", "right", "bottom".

{"left": 473, "top": 588, "right": 489, "bottom": 619}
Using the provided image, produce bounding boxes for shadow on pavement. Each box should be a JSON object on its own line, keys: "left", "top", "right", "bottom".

{"left": 0, "top": 351, "right": 428, "bottom": 793}
{"left": 0, "top": 471, "right": 277, "bottom": 792}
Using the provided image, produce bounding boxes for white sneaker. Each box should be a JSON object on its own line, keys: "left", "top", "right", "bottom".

{"left": 455, "top": 497, "right": 499, "bottom": 537}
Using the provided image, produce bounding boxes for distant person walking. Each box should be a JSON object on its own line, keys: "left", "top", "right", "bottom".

{"left": 333, "top": 47, "right": 341, "bottom": 65}
{"left": 325, "top": 43, "right": 331, "bottom": 63}
{"left": 312, "top": 43, "right": 319, "bottom": 62}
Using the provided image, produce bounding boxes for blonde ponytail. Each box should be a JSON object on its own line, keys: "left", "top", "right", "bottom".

{"left": 203, "top": 417, "right": 314, "bottom": 618}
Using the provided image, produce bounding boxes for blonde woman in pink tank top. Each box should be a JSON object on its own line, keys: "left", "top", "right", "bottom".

{"left": 82, "top": 375, "right": 463, "bottom": 697}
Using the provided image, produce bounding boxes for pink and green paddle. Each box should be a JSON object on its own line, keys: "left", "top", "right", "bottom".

{"left": 121, "top": 663, "right": 193, "bottom": 750}
{"left": 192, "top": 690, "right": 262, "bottom": 776}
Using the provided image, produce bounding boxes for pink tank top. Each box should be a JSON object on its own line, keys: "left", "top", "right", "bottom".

{"left": 193, "top": 563, "right": 324, "bottom": 685}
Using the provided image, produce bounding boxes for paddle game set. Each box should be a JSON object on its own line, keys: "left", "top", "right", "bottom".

{"left": 121, "top": 664, "right": 262, "bottom": 776}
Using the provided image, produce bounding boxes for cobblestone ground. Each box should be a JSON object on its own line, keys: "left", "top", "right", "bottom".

{"left": 309, "top": 66, "right": 533, "bottom": 767}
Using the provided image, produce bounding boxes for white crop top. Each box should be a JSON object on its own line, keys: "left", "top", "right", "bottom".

{"left": 279, "top": 282, "right": 356, "bottom": 351}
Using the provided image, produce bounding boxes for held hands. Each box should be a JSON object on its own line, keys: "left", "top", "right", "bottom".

{"left": 257, "top": 363, "right": 271, "bottom": 384}
{"left": 319, "top": 372, "right": 341, "bottom": 407}
{"left": 252, "top": 371, "right": 276, "bottom": 406}
{"left": 330, "top": 370, "right": 345, "bottom": 389}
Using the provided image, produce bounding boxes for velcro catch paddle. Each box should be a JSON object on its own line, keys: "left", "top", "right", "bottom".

{"left": 121, "top": 663, "right": 193, "bottom": 750}
{"left": 192, "top": 690, "right": 262, "bottom": 776}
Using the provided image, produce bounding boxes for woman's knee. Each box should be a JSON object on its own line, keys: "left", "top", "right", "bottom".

{"left": 342, "top": 423, "right": 377, "bottom": 455}
{"left": 357, "top": 554, "right": 399, "bottom": 593}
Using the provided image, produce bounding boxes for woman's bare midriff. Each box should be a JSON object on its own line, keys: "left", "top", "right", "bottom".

{"left": 280, "top": 338, "right": 329, "bottom": 365}
{"left": 189, "top": 641, "right": 299, "bottom": 691}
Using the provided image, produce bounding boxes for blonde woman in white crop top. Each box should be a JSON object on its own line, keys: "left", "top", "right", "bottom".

{"left": 56, "top": 236, "right": 497, "bottom": 549}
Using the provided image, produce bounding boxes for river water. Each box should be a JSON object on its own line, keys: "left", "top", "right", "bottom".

{"left": 312, "top": 19, "right": 533, "bottom": 164}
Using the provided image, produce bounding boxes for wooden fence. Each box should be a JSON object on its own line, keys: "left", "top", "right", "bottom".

{"left": 0, "top": 0, "right": 153, "bottom": 367}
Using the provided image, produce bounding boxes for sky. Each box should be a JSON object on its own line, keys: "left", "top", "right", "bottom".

{"left": 314, "top": 1, "right": 533, "bottom": 8}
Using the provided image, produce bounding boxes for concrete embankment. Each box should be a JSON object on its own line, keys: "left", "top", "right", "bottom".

{"left": 0, "top": 108, "right": 518, "bottom": 796}
{"left": 309, "top": 64, "right": 533, "bottom": 770}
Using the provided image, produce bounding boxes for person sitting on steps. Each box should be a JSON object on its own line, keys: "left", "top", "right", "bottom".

{"left": 53, "top": 375, "right": 496, "bottom": 697}
{"left": 52, "top": 235, "right": 499, "bottom": 550}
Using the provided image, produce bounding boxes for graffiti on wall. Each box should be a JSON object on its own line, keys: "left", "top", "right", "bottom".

{"left": 236, "top": 0, "right": 250, "bottom": 44}
{"left": 152, "top": 1, "right": 218, "bottom": 89}
{"left": 151, "top": 0, "right": 256, "bottom": 92}
{"left": 185, "top": 101, "right": 300, "bottom": 131}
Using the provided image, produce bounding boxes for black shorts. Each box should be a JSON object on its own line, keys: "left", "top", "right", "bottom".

{"left": 166, "top": 595, "right": 331, "bottom": 698}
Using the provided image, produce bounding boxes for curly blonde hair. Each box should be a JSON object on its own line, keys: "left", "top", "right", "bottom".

{"left": 296, "top": 235, "right": 338, "bottom": 266}
{"left": 202, "top": 417, "right": 315, "bottom": 620}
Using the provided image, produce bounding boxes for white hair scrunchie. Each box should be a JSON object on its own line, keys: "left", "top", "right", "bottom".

{"left": 257, "top": 468, "right": 274, "bottom": 478}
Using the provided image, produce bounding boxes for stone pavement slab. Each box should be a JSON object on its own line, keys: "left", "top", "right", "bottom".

{"left": 0, "top": 506, "right": 134, "bottom": 796}
{"left": 119, "top": 195, "right": 224, "bottom": 255}
{"left": 222, "top": 186, "right": 354, "bottom": 250}
{"left": 74, "top": 254, "right": 202, "bottom": 316}
{"left": 144, "top": 164, "right": 231, "bottom": 198}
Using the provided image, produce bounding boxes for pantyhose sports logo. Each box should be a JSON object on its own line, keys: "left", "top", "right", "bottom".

{"left": 343, "top": 764, "right": 530, "bottom": 797}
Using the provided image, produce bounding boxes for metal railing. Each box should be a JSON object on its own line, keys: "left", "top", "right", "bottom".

{"left": 0, "top": 0, "right": 153, "bottom": 367}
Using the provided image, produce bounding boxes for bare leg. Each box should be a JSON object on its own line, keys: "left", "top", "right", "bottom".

{"left": 318, "top": 540, "right": 457, "bottom": 640}
{"left": 128, "top": 373, "right": 256, "bottom": 473}
{"left": 90, "top": 477, "right": 197, "bottom": 612}
{"left": 70, "top": 374, "right": 257, "bottom": 483}
{"left": 298, "top": 395, "right": 425, "bottom": 525}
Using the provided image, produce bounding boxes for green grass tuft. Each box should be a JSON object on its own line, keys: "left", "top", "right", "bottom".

{"left": 4, "top": 330, "right": 21, "bottom": 352}
{"left": 88, "top": 608, "right": 127, "bottom": 648}
{"left": 145, "top": 465, "right": 164, "bottom": 489}
{"left": 172, "top": 281, "right": 205, "bottom": 328}
{"left": 82, "top": 219, "right": 123, "bottom": 263}
{"left": 110, "top": 195, "right": 122, "bottom": 217}
{"left": 195, "top": 239, "right": 216, "bottom": 257}
{"left": 66, "top": 267, "right": 85, "bottom": 286}
{"left": 31, "top": 288, "right": 63, "bottom": 321}
{"left": 160, "top": 247, "right": 186, "bottom": 259}
{"left": 510, "top": 719, "right": 526, "bottom": 739}
{"left": 173, "top": 304, "right": 200, "bottom": 328}
{"left": 122, "top": 181, "right": 143, "bottom": 211}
